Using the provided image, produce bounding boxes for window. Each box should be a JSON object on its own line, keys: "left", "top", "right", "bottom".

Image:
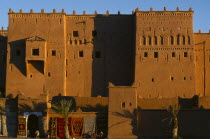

{"left": 92, "top": 30, "right": 97, "bottom": 37}
{"left": 154, "top": 36, "right": 157, "bottom": 45}
{"left": 177, "top": 35, "right": 180, "bottom": 45}
{"left": 142, "top": 36, "right": 146, "bottom": 45}
{"left": 95, "top": 51, "right": 101, "bottom": 58}
{"left": 73, "top": 31, "right": 79, "bottom": 37}
{"left": 122, "top": 102, "right": 125, "bottom": 108}
{"left": 52, "top": 50, "right": 56, "bottom": 56}
{"left": 170, "top": 36, "right": 174, "bottom": 45}
{"left": 160, "top": 36, "right": 164, "bottom": 45}
{"left": 144, "top": 52, "right": 148, "bottom": 57}
{"left": 48, "top": 72, "right": 51, "bottom": 77}
{"left": 182, "top": 36, "right": 185, "bottom": 45}
{"left": 188, "top": 36, "right": 191, "bottom": 45}
{"left": 184, "top": 52, "right": 188, "bottom": 57}
{"left": 79, "top": 51, "right": 84, "bottom": 57}
{"left": 171, "top": 76, "right": 174, "bottom": 81}
{"left": 148, "top": 36, "right": 152, "bottom": 45}
{"left": 30, "top": 75, "right": 33, "bottom": 78}
{"left": 32, "top": 49, "right": 39, "bottom": 56}
{"left": 154, "top": 52, "right": 158, "bottom": 58}
{"left": 184, "top": 77, "right": 186, "bottom": 80}
{"left": 75, "top": 40, "right": 77, "bottom": 45}
{"left": 152, "top": 78, "right": 154, "bottom": 82}
{"left": 172, "top": 52, "right": 176, "bottom": 57}
{"left": 16, "top": 49, "right": 21, "bottom": 56}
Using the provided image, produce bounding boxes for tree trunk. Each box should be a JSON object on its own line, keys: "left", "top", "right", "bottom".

{"left": 2, "top": 114, "right": 7, "bottom": 136}
{"left": 173, "top": 127, "right": 178, "bottom": 138}
{"left": 64, "top": 117, "right": 70, "bottom": 139}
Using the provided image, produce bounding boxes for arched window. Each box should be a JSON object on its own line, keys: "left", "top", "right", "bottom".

{"left": 148, "top": 36, "right": 152, "bottom": 45}
{"left": 182, "top": 35, "right": 185, "bottom": 45}
{"left": 160, "top": 36, "right": 164, "bottom": 45}
{"left": 188, "top": 36, "right": 191, "bottom": 45}
{"left": 142, "top": 36, "right": 146, "bottom": 45}
{"left": 170, "top": 36, "right": 174, "bottom": 45}
{"left": 177, "top": 35, "right": 180, "bottom": 45}
{"left": 154, "top": 36, "right": 157, "bottom": 45}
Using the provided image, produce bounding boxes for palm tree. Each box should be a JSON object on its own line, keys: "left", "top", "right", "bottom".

{"left": 51, "top": 99, "right": 74, "bottom": 139}
{"left": 163, "top": 105, "right": 181, "bottom": 139}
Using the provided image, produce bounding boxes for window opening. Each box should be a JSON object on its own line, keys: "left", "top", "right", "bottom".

{"left": 154, "top": 36, "right": 157, "bottom": 45}
{"left": 79, "top": 51, "right": 84, "bottom": 57}
{"left": 122, "top": 102, "right": 125, "bottom": 108}
{"left": 171, "top": 76, "right": 174, "bottom": 81}
{"left": 52, "top": 50, "right": 56, "bottom": 56}
{"left": 32, "top": 49, "right": 39, "bottom": 56}
{"left": 177, "top": 35, "right": 180, "bottom": 45}
{"left": 188, "top": 36, "right": 191, "bottom": 45}
{"left": 144, "top": 52, "right": 148, "bottom": 57}
{"left": 154, "top": 52, "right": 158, "bottom": 58}
{"left": 172, "top": 52, "right": 176, "bottom": 57}
{"left": 73, "top": 31, "right": 79, "bottom": 37}
{"left": 184, "top": 77, "right": 186, "bottom": 80}
{"left": 182, "top": 36, "right": 185, "bottom": 45}
{"left": 160, "top": 36, "right": 164, "bottom": 45}
{"left": 143, "top": 36, "right": 146, "bottom": 45}
{"left": 48, "top": 72, "right": 51, "bottom": 77}
{"left": 184, "top": 52, "right": 188, "bottom": 57}
{"left": 170, "top": 36, "right": 174, "bottom": 45}
{"left": 148, "top": 36, "right": 152, "bottom": 45}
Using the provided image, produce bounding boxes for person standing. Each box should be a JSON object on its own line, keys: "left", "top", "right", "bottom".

{"left": 35, "top": 130, "right": 40, "bottom": 138}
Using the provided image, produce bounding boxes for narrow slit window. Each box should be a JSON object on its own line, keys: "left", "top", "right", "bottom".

{"left": 177, "top": 35, "right": 180, "bottom": 45}
{"left": 122, "top": 102, "right": 125, "bottom": 108}
{"left": 154, "top": 36, "right": 157, "bottom": 45}
{"left": 188, "top": 36, "right": 191, "bottom": 45}
{"left": 48, "top": 72, "right": 51, "bottom": 77}
{"left": 152, "top": 78, "right": 154, "bottom": 82}
{"left": 184, "top": 77, "right": 186, "bottom": 80}
{"left": 144, "top": 52, "right": 148, "bottom": 57}
{"left": 160, "top": 36, "right": 164, "bottom": 45}
{"left": 79, "top": 51, "right": 84, "bottom": 57}
{"left": 182, "top": 36, "right": 185, "bottom": 45}
{"left": 142, "top": 36, "right": 146, "bottom": 45}
{"left": 170, "top": 36, "right": 174, "bottom": 45}
{"left": 148, "top": 36, "right": 152, "bottom": 45}
{"left": 73, "top": 31, "right": 79, "bottom": 37}
{"left": 171, "top": 76, "right": 174, "bottom": 81}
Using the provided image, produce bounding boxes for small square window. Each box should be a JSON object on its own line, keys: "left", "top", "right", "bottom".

{"left": 154, "top": 52, "right": 158, "bottom": 58}
{"left": 32, "top": 49, "right": 39, "bottom": 56}
{"left": 184, "top": 52, "right": 188, "bottom": 57}
{"left": 73, "top": 31, "right": 79, "bottom": 37}
{"left": 52, "top": 50, "right": 56, "bottom": 56}
{"left": 92, "top": 30, "right": 97, "bottom": 37}
{"left": 30, "top": 75, "right": 33, "bottom": 78}
{"left": 79, "top": 51, "right": 84, "bottom": 57}
{"left": 172, "top": 52, "right": 176, "bottom": 57}
{"left": 95, "top": 51, "right": 101, "bottom": 58}
{"left": 144, "top": 52, "right": 148, "bottom": 57}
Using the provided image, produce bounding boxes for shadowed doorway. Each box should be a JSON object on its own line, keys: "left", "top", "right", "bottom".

{"left": 27, "top": 114, "right": 39, "bottom": 137}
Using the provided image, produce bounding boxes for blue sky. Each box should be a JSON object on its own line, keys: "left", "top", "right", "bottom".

{"left": 0, "top": 0, "right": 210, "bottom": 32}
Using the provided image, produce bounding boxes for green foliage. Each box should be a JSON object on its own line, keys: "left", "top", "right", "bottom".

{"left": 51, "top": 99, "right": 74, "bottom": 118}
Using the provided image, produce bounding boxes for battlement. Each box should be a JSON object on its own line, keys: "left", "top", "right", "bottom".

{"left": 8, "top": 7, "right": 193, "bottom": 16}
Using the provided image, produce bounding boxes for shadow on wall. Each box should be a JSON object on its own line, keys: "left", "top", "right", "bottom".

{"left": 9, "top": 39, "right": 27, "bottom": 76}
{"left": 112, "top": 109, "right": 138, "bottom": 136}
{"left": 91, "top": 15, "right": 135, "bottom": 97}
{"left": 18, "top": 101, "right": 47, "bottom": 116}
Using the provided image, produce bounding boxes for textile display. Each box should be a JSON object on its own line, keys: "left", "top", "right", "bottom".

{"left": 84, "top": 117, "right": 96, "bottom": 134}
{"left": 71, "top": 117, "right": 84, "bottom": 137}
{"left": 57, "top": 117, "right": 71, "bottom": 138}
